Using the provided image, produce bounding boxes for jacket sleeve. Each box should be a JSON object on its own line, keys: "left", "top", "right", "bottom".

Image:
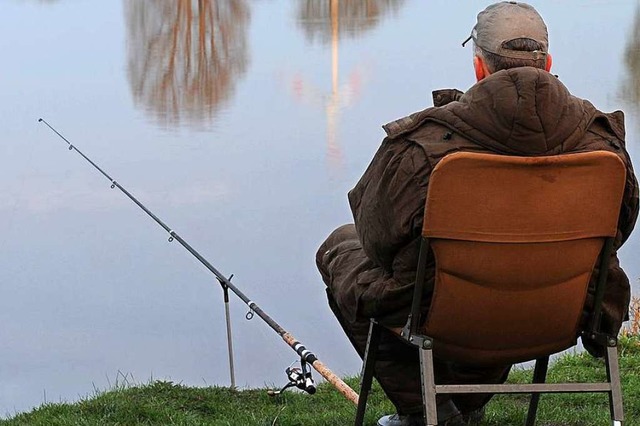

{"left": 618, "top": 151, "right": 639, "bottom": 246}
{"left": 348, "top": 137, "right": 432, "bottom": 272}
{"left": 584, "top": 137, "right": 638, "bottom": 354}
{"left": 345, "top": 136, "right": 434, "bottom": 325}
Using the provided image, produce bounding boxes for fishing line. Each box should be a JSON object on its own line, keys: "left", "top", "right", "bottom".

{"left": 38, "top": 118, "right": 359, "bottom": 405}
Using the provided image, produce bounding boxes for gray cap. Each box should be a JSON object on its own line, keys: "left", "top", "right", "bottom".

{"left": 462, "top": 2, "right": 548, "bottom": 60}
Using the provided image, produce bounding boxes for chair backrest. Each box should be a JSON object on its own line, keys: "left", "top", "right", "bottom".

{"left": 421, "top": 151, "right": 626, "bottom": 366}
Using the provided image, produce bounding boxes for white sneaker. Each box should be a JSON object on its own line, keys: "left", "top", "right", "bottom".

{"left": 377, "top": 400, "right": 466, "bottom": 426}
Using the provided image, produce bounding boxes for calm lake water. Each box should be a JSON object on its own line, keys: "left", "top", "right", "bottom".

{"left": 1, "top": 0, "right": 639, "bottom": 417}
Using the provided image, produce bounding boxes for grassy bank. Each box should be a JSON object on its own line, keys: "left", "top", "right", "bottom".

{"left": 2, "top": 335, "right": 638, "bottom": 426}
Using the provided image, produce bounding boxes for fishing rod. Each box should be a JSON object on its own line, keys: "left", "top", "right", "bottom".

{"left": 38, "top": 118, "right": 359, "bottom": 405}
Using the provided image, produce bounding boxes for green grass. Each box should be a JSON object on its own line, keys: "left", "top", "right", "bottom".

{"left": 2, "top": 336, "right": 639, "bottom": 426}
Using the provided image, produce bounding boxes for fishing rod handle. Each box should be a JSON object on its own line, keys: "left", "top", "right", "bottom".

{"left": 311, "top": 359, "right": 359, "bottom": 405}
{"left": 282, "top": 333, "right": 359, "bottom": 404}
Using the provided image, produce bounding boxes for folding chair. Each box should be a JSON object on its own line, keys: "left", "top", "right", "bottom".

{"left": 355, "top": 151, "right": 627, "bottom": 426}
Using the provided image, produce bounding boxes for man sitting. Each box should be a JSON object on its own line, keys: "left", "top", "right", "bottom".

{"left": 316, "top": 2, "right": 639, "bottom": 425}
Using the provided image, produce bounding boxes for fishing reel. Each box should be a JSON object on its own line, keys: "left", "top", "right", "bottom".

{"left": 267, "top": 359, "right": 316, "bottom": 397}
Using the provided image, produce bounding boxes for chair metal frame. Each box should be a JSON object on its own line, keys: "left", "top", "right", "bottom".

{"left": 354, "top": 153, "right": 626, "bottom": 426}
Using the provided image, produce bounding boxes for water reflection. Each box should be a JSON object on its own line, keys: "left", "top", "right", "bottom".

{"left": 296, "top": 0, "right": 404, "bottom": 44}
{"left": 124, "top": 0, "right": 250, "bottom": 129}
{"left": 294, "top": 0, "right": 404, "bottom": 176}
{"left": 622, "top": 4, "right": 640, "bottom": 114}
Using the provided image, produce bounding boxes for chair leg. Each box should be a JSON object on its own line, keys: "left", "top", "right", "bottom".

{"left": 525, "top": 356, "right": 549, "bottom": 426}
{"left": 419, "top": 346, "right": 438, "bottom": 426}
{"left": 605, "top": 344, "right": 624, "bottom": 425}
{"left": 355, "top": 320, "right": 381, "bottom": 426}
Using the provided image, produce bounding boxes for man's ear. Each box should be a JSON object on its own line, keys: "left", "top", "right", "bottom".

{"left": 474, "top": 55, "right": 487, "bottom": 81}
{"left": 545, "top": 53, "right": 553, "bottom": 72}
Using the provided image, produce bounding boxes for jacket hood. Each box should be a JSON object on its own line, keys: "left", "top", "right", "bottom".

{"left": 405, "top": 67, "right": 624, "bottom": 155}
{"left": 447, "top": 67, "right": 597, "bottom": 155}
{"left": 382, "top": 67, "right": 626, "bottom": 155}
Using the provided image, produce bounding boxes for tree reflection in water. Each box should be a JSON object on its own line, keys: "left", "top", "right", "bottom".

{"left": 125, "top": 0, "right": 249, "bottom": 129}
{"left": 622, "top": 4, "right": 640, "bottom": 112}
{"left": 295, "top": 0, "right": 404, "bottom": 176}
{"left": 296, "top": 0, "right": 404, "bottom": 44}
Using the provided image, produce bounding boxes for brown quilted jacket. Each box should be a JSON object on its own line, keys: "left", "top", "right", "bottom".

{"left": 329, "top": 67, "right": 638, "bottom": 346}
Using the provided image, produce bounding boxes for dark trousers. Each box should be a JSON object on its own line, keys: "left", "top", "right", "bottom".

{"left": 317, "top": 225, "right": 511, "bottom": 415}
